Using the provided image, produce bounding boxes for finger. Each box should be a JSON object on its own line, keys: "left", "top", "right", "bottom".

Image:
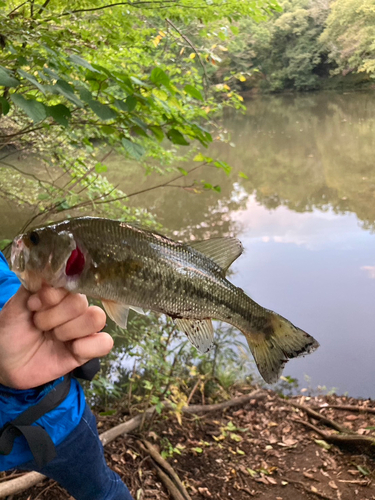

{"left": 69, "top": 332, "right": 114, "bottom": 363}
{"left": 53, "top": 306, "right": 106, "bottom": 342}
{"left": 28, "top": 286, "right": 69, "bottom": 312}
{"left": 33, "top": 293, "right": 88, "bottom": 331}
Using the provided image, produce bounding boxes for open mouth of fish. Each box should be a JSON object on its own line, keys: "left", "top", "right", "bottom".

{"left": 10, "top": 234, "right": 86, "bottom": 292}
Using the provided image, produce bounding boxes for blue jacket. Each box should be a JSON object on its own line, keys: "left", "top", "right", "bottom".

{"left": 0, "top": 252, "right": 85, "bottom": 470}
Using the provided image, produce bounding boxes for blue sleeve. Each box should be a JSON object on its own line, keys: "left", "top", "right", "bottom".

{"left": 0, "top": 252, "right": 21, "bottom": 310}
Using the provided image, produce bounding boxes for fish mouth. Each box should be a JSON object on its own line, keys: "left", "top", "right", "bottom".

{"left": 10, "top": 236, "right": 43, "bottom": 292}
{"left": 11, "top": 236, "right": 28, "bottom": 276}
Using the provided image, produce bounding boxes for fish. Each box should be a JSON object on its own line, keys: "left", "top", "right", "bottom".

{"left": 10, "top": 217, "right": 319, "bottom": 383}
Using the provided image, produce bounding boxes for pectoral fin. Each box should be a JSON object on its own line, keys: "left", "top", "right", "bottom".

{"left": 174, "top": 318, "right": 214, "bottom": 353}
{"left": 102, "top": 300, "right": 129, "bottom": 329}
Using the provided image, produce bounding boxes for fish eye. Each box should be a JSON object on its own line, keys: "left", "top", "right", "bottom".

{"left": 29, "top": 231, "right": 40, "bottom": 246}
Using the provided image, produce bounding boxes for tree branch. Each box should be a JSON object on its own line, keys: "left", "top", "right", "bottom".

{"left": 40, "top": 0, "right": 184, "bottom": 22}
{"left": 7, "top": 1, "right": 28, "bottom": 17}
{"left": 37, "top": 0, "right": 52, "bottom": 16}
{"left": 166, "top": 17, "right": 209, "bottom": 92}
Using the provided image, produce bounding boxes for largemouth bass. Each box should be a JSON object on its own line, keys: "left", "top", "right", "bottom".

{"left": 11, "top": 217, "right": 319, "bottom": 383}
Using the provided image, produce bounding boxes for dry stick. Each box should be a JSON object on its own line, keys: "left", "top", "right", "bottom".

{"left": 0, "top": 389, "right": 262, "bottom": 497}
{"left": 315, "top": 404, "right": 375, "bottom": 414}
{"left": 153, "top": 463, "right": 186, "bottom": 500}
{"left": 295, "top": 419, "right": 375, "bottom": 448}
{"left": 290, "top": 402, "right": 352, "bottom": 434}
{"left": 140, "top": 440, "right": 192, "bottom": 500}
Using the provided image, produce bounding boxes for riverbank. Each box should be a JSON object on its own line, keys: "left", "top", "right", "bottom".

{"left": 4, "top": 387, "right": 375, "bottom": 500}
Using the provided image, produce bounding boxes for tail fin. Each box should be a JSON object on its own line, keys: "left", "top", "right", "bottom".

{"left": 243, "top": 312, "right": 319, "bottom": 384}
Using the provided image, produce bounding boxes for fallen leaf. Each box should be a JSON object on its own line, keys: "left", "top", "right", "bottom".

{"left": 267, "top": 476, "right": 277, "bottom": 485}
{"left": 314, "top": 439, "right": 332, "bottom": 450}
{"left": 329, "top": 481, "right": 338, "bottom": 489}
{"left": 303, "top": 472, "right": 315, "bottom": 480}
{"left": 345, "top": 415, "right": 358, "bottom": 421}
{"left": 283, "top": 437, "right": 297, "bottom": 446}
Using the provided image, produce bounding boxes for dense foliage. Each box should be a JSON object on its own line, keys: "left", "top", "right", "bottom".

{"left": 0, "top": 0, "right": 282, "bottom": 226}
{"left": 212, "top": 0, "right": 375, "bottom": 92}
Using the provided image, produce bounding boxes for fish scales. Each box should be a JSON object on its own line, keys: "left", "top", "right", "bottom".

{"left": 10, "top": 217, "right": 319, "bottom": 383}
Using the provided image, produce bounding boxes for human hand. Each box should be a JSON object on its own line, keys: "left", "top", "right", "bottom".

{"left": 0, "top": 285, "right": 113, "bottom": 390}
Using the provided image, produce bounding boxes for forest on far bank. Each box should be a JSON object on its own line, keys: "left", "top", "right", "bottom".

{"left": 212, "top": 0, "right": 375, "bottom": 93}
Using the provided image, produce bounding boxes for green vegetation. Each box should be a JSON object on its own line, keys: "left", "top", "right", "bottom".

{"left": 0, "top": 0, "right": 282, "bottom": 226}
{"left": 214, "top": 0, "right": 375, "bottom": 92}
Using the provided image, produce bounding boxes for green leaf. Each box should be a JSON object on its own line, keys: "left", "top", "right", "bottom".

{"left": 230, "top": 25, "right": 239, "bottom": 35}
{"left": 53, "top": 80, "right": 83, "bottom": 107}
{"left": 152, "top": 88, "right": 168, "bottom": 101}
{"left": 178, "top": 167, "right": 188, "bottom": 176}
{"left": 122, "top": 138, "right": 145, "bottom": 160}
{"left": 192, "top": 447, "right": 203, "bottom": 453}
{"left": 0, "top": 97, "right": 10, "bottom": 116}
{"left": 167, "top": 128, "right": 189, "bottom": 146}
{"left": 149, "top": 126, "right": 164, "bottom": 142}
{"left": 0, "top": 66, "right": 19, "bottom": 87}
{"left": 95, "top": 162, "right": 108, "bottom": 173}
{"left": 69, "top": 54, "right": 100, "bottom": 73}
{"left": 247, "top": 468, "right": 257, "bottom": 477}
{"left": 10, "top": 94, "right": 46, "bottom": 122}
{"left": 184, "top": 84, "right": 204, "bottom": 101}
{"left": 239, "top": 171, "right": 248, "bottom": 179}
{"left": 114, "top": 95, "right": 137, "bottom": 112}
{"left": 130, "top": 76, "right": 148, "bottom": 87}
{"left": 37, "top": 193, "right": 50, "bottom": 200}
{"left": 17, "top": 70, "right": 46, "bottom": 94}
{"left": 88, "top": 101, "right": 117, "bottom": 120}
{"left": 47, "top": 104, "right": 71, "bottom": 127}
{"left": 314, "top": 439, "right": 331, "bottom": 450}
{"left": 193, "top": 153, "right": 212, "bottom": 162}
{"left": 150, "top": 67, "right": 170, "bottom": 87}
{"left": 0, "top": 239, "right": 12, "bottom": 251}
{"left": 99, "top": 409, "right": 117, "bottom": 416}
{"left": 357, "top": 465, "right": 370, "bottom": 476}
{"left": 214, "top": 160, "right": 232, "bottom": 175}
{"left": 79, "top": 88, "right": 93, "bottom": 103}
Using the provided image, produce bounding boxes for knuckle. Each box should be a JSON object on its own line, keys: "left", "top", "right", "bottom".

{"left": 88, "top": 306, "right": 106, "bottom": 332}
{"left": 68, "top": 294, "right": 88, "bottom": 317}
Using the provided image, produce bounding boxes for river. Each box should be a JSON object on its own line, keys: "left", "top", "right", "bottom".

{"left": 1, "top": 91, "right": 375, "bottom": 397}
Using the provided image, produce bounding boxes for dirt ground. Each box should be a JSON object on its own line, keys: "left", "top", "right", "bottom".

{"left": 4, "top": 389, "right": 375, "bottom": 500}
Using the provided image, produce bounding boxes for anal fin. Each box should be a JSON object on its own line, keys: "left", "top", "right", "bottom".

{"left": 102, "top": 300, "right": 129, "bottom": 329}
{"left": 174, "top": 318, "right": 214, "bottom": 353}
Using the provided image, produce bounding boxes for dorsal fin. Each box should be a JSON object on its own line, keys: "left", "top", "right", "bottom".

{"left": 189, "top": 237, "right": 243, "bottom": 273}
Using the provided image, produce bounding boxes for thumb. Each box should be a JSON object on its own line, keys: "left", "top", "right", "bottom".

{"left": 1, "top": 285, "right": 32, "bottom": 319}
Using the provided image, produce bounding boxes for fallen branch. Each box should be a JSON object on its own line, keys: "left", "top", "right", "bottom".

{"left": 139, "top": 440, "right": 192, "bottom": 500}
{"left": 153, "top": 463, "right": 187, "bottom": 500}
{"left": 0, "top": 389, "right": 262, "bottom": 497}
{"left": 295, "top": 419, "right": 375, "bottom": 448}
{"left": 290, "top": 402, "right": 352, "bottom": 434}
{"left": 315, "top": 404, "right": 375, "bottom": 414}
{"left": 0, "top": 472, "right": 46, "bottom": 497}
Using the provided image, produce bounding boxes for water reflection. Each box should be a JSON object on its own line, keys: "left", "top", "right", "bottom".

{"left": 1, "top": 91, "right": 375, "bottom": 396}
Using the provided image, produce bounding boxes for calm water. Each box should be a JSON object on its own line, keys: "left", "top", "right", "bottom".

{"left": 2, "top": 92, "right": 375, "bottom": 397}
